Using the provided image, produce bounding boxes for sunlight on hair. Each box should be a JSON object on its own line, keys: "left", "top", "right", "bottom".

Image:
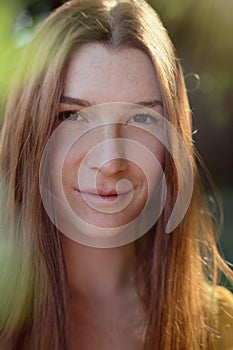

{"left": 0, "top": 240, "right": 33, "bottom": 330}
{"left": 0, "top": 181, "right": 34, "bottom": 335}
{"left": 103, "top": 0, "right": 119, "bottom": 9}
{"left": 0, "top": 1, "right": 232, "bottom": 349}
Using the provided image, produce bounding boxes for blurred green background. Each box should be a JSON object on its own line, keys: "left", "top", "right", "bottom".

{"left": 0, "top": 0, "right": 232, "bottom": 269}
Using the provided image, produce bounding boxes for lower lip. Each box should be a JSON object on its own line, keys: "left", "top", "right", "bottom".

{"left": 74, "top": 190, "right": 131, "bottom": 207}
{"left": 99, "top": 194, "right": 118, "bottom": 202}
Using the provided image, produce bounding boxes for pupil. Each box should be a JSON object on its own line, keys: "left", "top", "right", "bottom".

{"left": 69, "top": 112, "right": 78, "bottom": 120}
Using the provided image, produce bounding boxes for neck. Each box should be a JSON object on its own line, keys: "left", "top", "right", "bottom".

{"left": 61, "top": 234, "right": 137, "bottom": 302}
{"left": 61, "top": 234, "right": 146, "bottom": 350}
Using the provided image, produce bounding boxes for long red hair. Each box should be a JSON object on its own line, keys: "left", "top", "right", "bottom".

{"left": 0, "top": 1, "right": 232, "bottom": 349}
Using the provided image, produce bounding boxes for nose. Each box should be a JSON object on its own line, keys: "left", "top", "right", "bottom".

{"left": 85, "top": 124, "right": 128, "bottom": 176}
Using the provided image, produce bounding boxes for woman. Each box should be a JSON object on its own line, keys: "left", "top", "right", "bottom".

{"left": 0, "top": 0, "right": 232, "bottom": 349}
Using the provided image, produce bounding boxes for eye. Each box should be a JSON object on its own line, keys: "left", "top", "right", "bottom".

{"left": 128, "top": 113, "right": 159, "bottom": 125}
{"left": 57, "top": 110, "right": 85, "bottom": 122}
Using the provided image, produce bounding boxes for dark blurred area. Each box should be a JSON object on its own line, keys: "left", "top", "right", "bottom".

{"left": 0, "top": 0, "right": 232, "bottom": 266}
{"left": 151, "top": 0, "right": 233, "bottom": 269}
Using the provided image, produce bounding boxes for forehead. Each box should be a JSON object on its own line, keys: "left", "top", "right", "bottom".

{"left": 63, "top": 43, "right": 162, "bottom": 104}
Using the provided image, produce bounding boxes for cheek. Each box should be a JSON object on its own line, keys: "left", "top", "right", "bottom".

{"left": 148, "top": 148, "right": 164, "bottom": 193}
{"left": 123, "top": 126, "right": 164, "bottom": 183}
{"left": 122, "top": 124, "right": 164, "bottom": 159}
{"left": 49, "top": 134, "right": 87, "bottom": 197}
{"left": 153, "top": 144, "right": 164, "bottom": 169}
{"left": 136, "top": 139, "right": 164, "bottom": 198}
{"left": 61, "top": 142, "right": 87, "bottom": 188}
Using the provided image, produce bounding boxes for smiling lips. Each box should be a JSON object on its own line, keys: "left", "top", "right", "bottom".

{"left": 74, "top": 187, "right": 132, "bottom": 204}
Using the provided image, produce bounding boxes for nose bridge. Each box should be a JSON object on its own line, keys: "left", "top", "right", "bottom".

{"left": 86, "top": 123, "right": 127, "bottom": 174}
{"left": 102, "top": 122, "right": 119, "bottom": 141}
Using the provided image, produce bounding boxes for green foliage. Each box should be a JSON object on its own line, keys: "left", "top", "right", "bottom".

{"left": 0, "top": 0, "right": 49, "bottom": 108}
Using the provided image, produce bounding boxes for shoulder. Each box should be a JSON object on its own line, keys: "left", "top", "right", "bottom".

{"left": 206, "top": 285, "right": 233, "bottom": 350}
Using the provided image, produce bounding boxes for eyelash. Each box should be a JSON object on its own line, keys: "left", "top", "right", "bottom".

{"left": 57, "top": 110, "right": 159, "bottom": 125}
{"left": 57, "top": 110, "right": 83, "bottom": 121}
{"left": 128, "top": 113, "right": 159, "bottom": 125}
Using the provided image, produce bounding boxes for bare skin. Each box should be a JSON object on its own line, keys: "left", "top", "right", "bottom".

{"left": 57, "top": 43, "right": 163, "bottom": 349}
{"left": 62, "top": 236, "right": 145, "bottom": 350}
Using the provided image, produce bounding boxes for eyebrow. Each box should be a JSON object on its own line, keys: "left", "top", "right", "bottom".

{"left": 60, "top": 95, "right": 163, "bottom": 108}
{"left": 60, "top": 96, "right": 91, "bottom": 107}
{"left": 134, "top": 100, "right": 163, "bottom": 108}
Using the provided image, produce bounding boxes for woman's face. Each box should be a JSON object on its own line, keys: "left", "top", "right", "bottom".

{"left": 50, "top": 43, "right": 164, "bottom": 234}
